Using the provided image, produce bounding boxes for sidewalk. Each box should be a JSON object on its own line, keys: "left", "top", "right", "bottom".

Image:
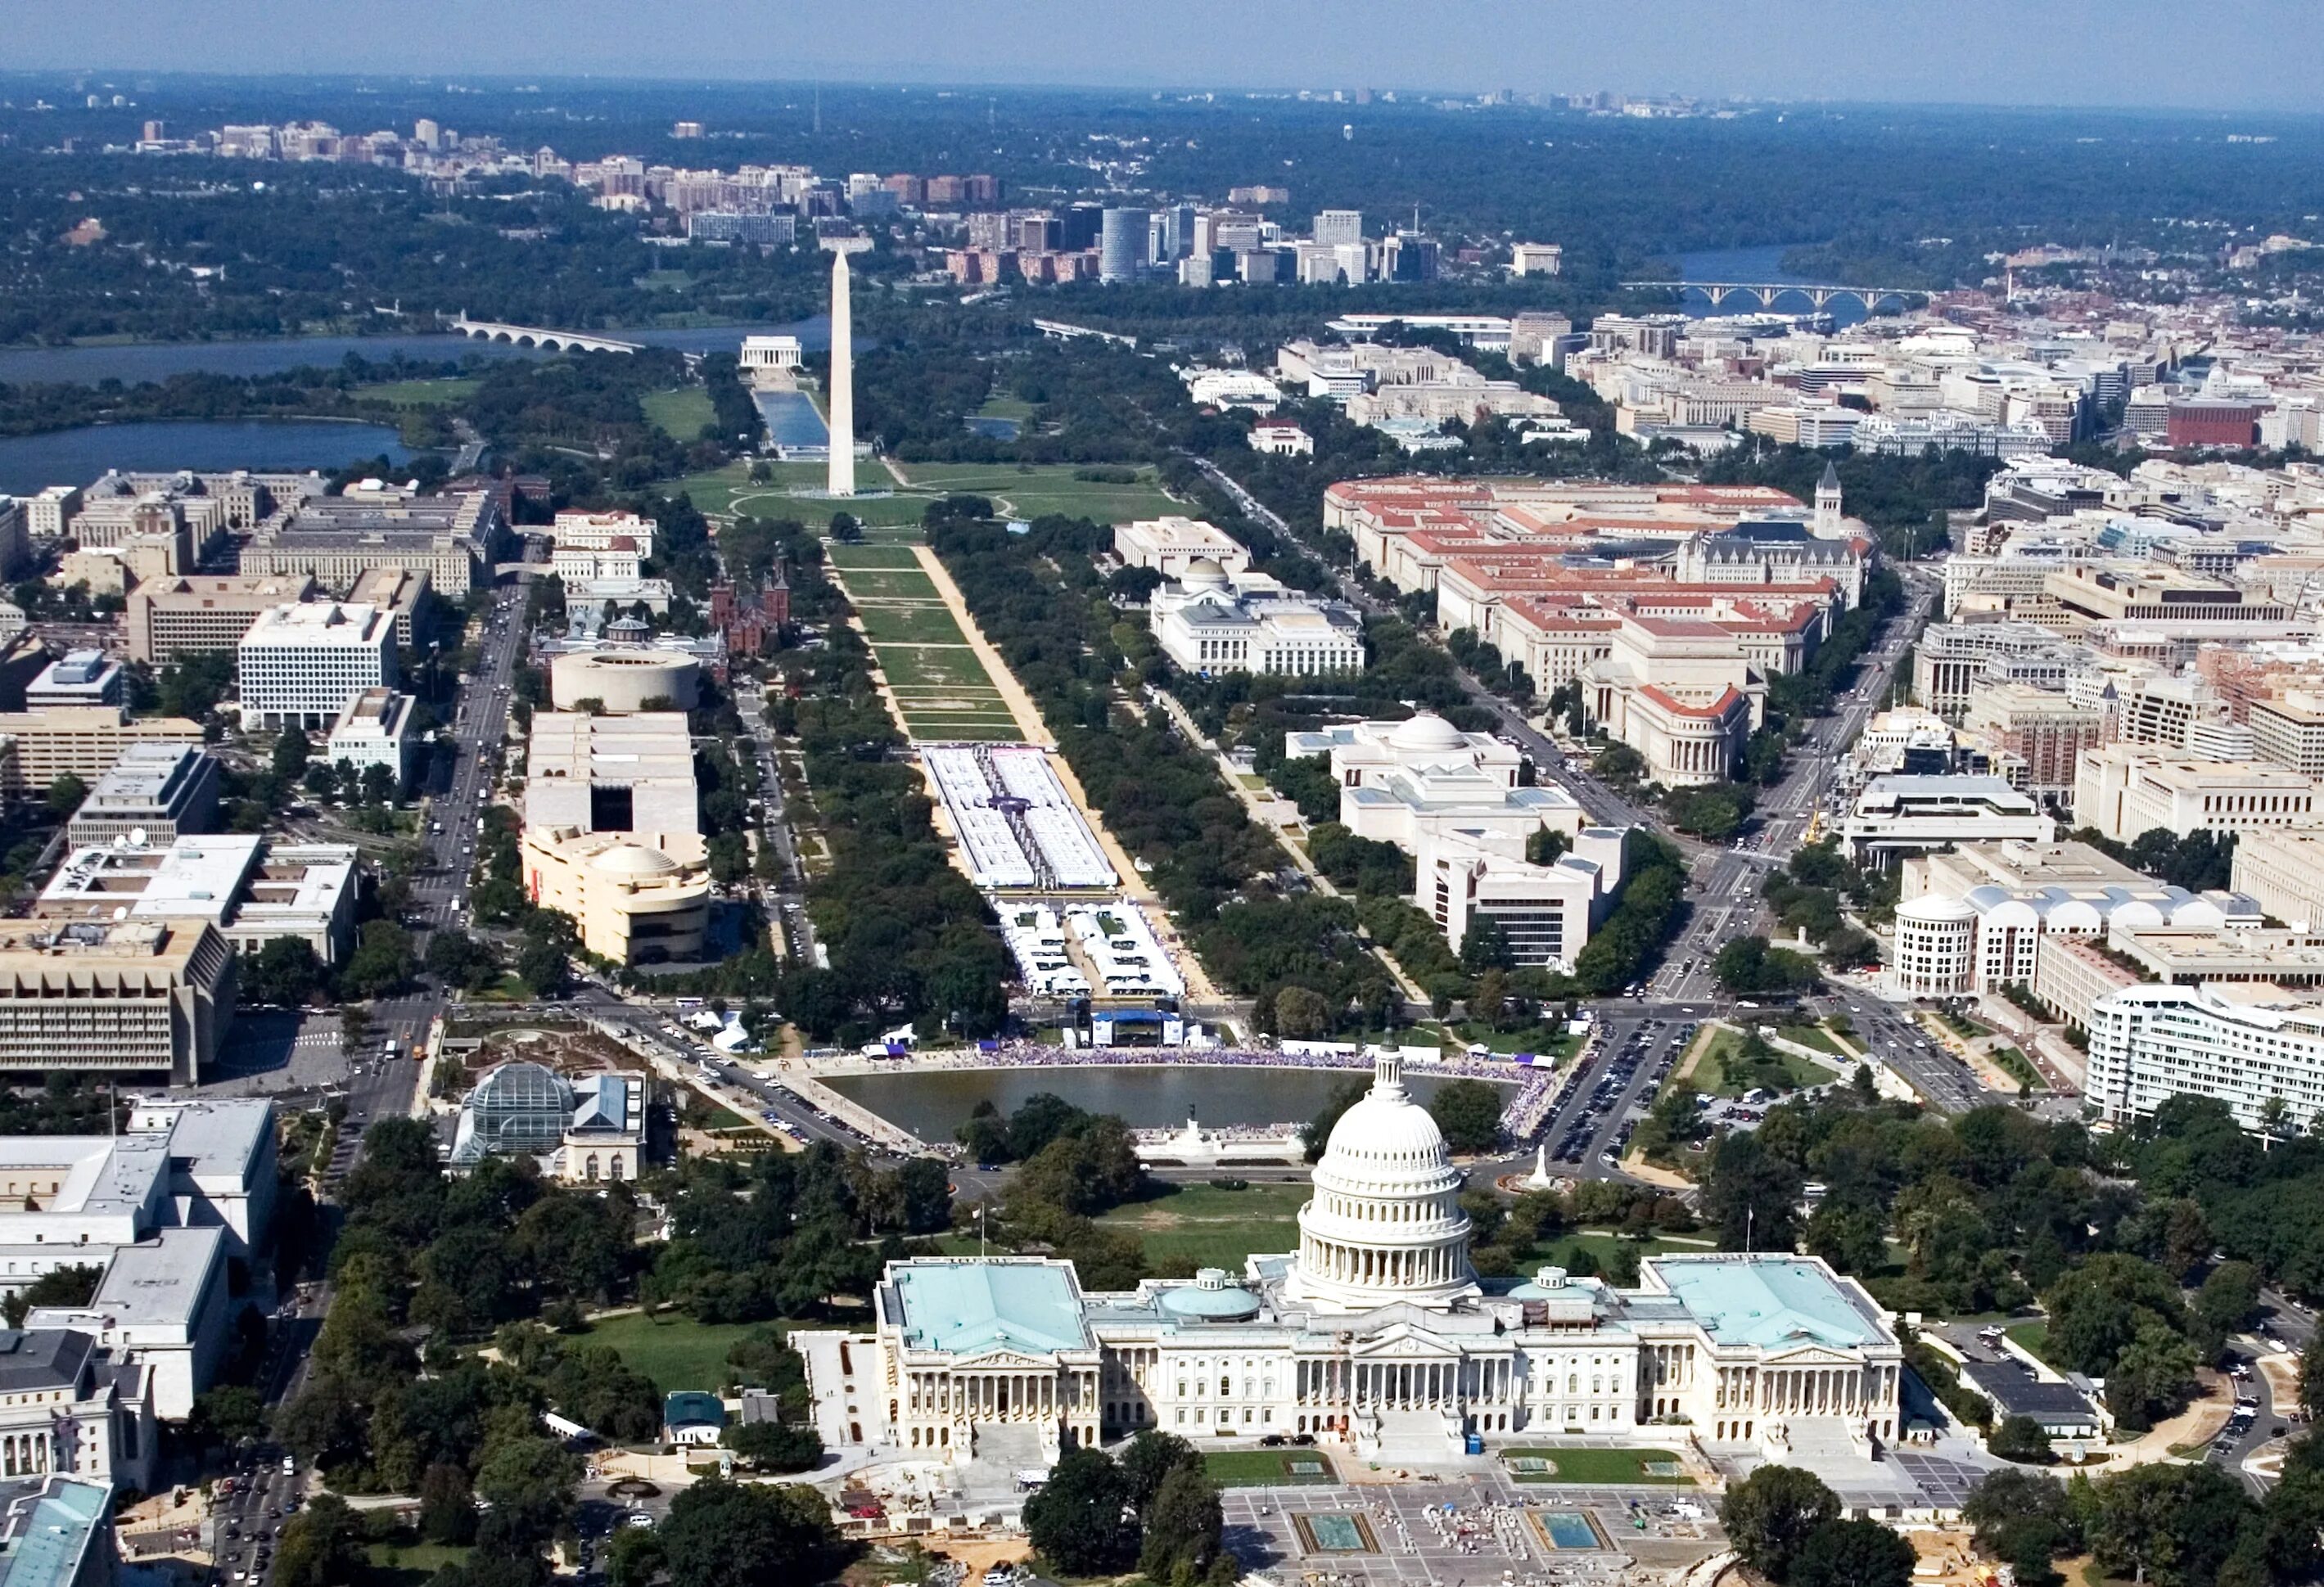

{"left": 1145, "top": 688, "right": 1430, "bottom": 1008}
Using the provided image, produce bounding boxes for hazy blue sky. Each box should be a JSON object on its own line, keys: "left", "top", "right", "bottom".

{"left": 17, "top": 1, "right": 2324, "bottom": 113}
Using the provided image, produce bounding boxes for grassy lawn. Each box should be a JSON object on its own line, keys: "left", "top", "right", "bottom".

{"left": 857, "top": 604, "right": 980, "bottom": 647}
{"left": 1502, "top": 1448, "right": 1692, "bottom": 1485}
{"left": 1095, "top": 1181, "right": 1311, "bottom": 1271}
{"left": 366, "top": 1544, "right": 472, "bottom": 1587}
{"left": 882, "top": 648, "right": 1004, "bottom": 690}
{"left": 2006, "top": 1320, "right": 2055, "bottom": 1367}
{"left": 1694, "top": 1028, "right": 1838, "bottom": 1098}
{"left": 1992, "top": 1045, "right": 2045, "bottom": 1091}
{"left": 837, "top": 569, "right": 944, "bottom": 601}
{"left": 1203, "top": 1449, "right": 1338, "bottom": 1486}
{"left": 1777, "top": 1023, "right": 1845, "bottom": 1056}
{"left": 975, "top": 394, "right": 1037, "bottom": 422}
{"left": 643, "top": 386, "right": 717, "bottom": 441}
{"left": 890, "top": 462, "right": 1183, "bottom": 524}
{"left": 1439, "top": 1021, "right": 1585, "bottom": 1060}
{"left": 825, "top": 544, "right": 927, "bottom": 570}
{"left": 579, "top": 1310, "right": 769, "bottom": 1395}
{"left": 900, "top": 715, "right": 1025, "bottom": 742}
{"left": 357, "top": 377, "right": 480, "bottom": 408}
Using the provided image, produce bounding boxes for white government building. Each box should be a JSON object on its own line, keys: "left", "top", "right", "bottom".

{"left": 796, "top": 1055, "right": 1903, "bottom": 1468}
{"left": 1148, "top": 559, "right": 1365, "bottom": 677}
{"left": 1283, "top": 714, "right": 1626, "bottom": 972}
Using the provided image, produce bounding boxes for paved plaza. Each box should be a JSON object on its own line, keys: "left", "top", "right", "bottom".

{"left": 1221, "top": 1473, "right": 1721, "bottom": 1587}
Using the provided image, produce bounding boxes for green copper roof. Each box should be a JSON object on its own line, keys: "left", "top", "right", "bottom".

{"left": 892, "top": 1261, "right": 1091, "bottom": 1356}
{"left": 1649, "top": 1256, "right": 1885, "bottom": 1350}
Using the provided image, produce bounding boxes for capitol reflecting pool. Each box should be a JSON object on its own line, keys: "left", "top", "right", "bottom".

{"left": 822, "top": 1062, "right": 1505, "bottom": 1138}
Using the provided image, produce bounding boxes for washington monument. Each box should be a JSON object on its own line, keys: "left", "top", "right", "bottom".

{"left": 826, "top": 251, "right": 855, "bottom": 498}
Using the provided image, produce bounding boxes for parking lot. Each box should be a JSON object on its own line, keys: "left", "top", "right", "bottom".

{"left": 1544, "top": 1018, "right": 1692, "bottom": 1169}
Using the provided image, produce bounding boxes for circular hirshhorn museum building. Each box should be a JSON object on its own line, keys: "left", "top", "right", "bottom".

{"left": 549, "top": 649, "right": 702, "bottom": 713}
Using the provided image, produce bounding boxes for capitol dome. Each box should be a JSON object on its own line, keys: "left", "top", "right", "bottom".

{"left": 1284, "top": 1053, "right": 1480, "bottom": 1314}
{"left": 1388, "top": 712, "right": 1465, "bottom": 754}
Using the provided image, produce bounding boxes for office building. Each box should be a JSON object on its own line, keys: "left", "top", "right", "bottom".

{"left": 64, "top": 745, "right": 219, "bottom": 848}
{"left": 347, "top": 566, "right": 431, "bottom": 649}
{"left": 240, "top": 490, "right": 503, "bottom": 593}
{"left": 796, "top": 1057, "right": 1903, "bottom": 1463}
{"left": 124, "top": 575, "right": 318, "bottom": 665}
{"left": 0, "top": 1477, "right": 120, "bottom": 1587}
{"left": 1249, "top": 423, "right": 1315, "bottom": 458}
{"left": 0, "top": 1332, "right": 156, "bottom": 1494}
{"left": 2087, "top": 982, "right": 2324, "bottom": 1134}
{"left": 1961, "top": 685, "right": 2105, "bottom": 798}
{"left": 0, "top": 711, "right": 201, "bottom": 802}
{"left": 28, "top": 1228, "right": 232, "bottom": 1421}
{"left": 1147, "top": 560, "right": 1365, "bottom": 677}
{"left": 0, "top": 921, "right": 234, "bottom": 1084}
{"left": 236, "top": 602, "right": 398, "bottom": 730}
{"left": 1099, "top": 209, "right": 1146, "bottom": 283}
{"left": 37, "top": 836, "right": 359, "bottom": 965}
{"left": 25, "top": 488, "right": 82, "bottom": 542}
{"left": 1889, "top": 839, "right": 2254, "bottom": 997}
{"left": 324, "top": 688, "right": 420, "bottom": 787}
{"left": 1112, "top": 518, "right": 1253, "bottom": 578}
{"left": 1509, "top": 243, "right": 1563, "bottom": 277}
{"left": 1313, "top": 210, "right": 1364, "bottom": 248}
{"left": 1839, "top": 775, "right": 2055, "bottom": 867}
{"left": 1581, "top": 617, "right": 1766, "bottom": 787}
{"left": 2231, "top": 830, "right": 2324, "bottom": 931}
{"left": 2072, "top": 746, "right": 2322, "bottom": 842}
{"left": 25, "top": 655, "right": 120, "bottom": 712}
{"left": 523, "top": 712, "right": 708, "bottom": 963}
{"left": 2250, "top": 692, "right": 2324, "bottom": 777}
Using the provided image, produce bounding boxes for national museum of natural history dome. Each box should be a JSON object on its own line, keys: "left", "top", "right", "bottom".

{"left": 793, "top": 1053, "right": 1906, "bottom": 1468}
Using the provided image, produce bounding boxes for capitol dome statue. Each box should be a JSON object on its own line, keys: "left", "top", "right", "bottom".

{"left": 1284, "top": 1052, "right": 1480, "bottom": 1313}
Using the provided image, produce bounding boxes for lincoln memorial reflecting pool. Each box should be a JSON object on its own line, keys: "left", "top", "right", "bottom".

{"left": 822, "top": 1063, "right": 1505, "bottom": 1140}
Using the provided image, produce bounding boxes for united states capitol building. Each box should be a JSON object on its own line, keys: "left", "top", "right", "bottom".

{"left": 796, "top": 1056, "right": 1903, "bottom": 1470}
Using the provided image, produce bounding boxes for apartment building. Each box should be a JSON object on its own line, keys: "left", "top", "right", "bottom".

{"left": 1961, "top": 683, "right": 2107, "bottom": 797}
{"left": 2087, "top": 982, "right": 2324, "bottom": 1133}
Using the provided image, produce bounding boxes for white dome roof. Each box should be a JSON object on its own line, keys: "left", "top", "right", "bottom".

{"left": 1897, "top": 894, "right": 1977, "bottom": 924}
{"left": 1285, "top": 1053, "right": 1479, "bottom": 1314}
{"left": 1321, "top": 1078, "right": 1455, "bottom": 1179}
{"left": 592, "top": 842, "right": 682, "bottom": 877}
{"left": 1389, "top": 712, "right": 1465, "bottom": 754}
{"left": 1182, "top": 557, "right": 1229, "bottom": 588}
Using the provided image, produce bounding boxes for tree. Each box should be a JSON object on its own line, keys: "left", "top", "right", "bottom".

{"left": 272, "top": 729, "right": 311, "bottom": 782}
{"left": 426, "top": 930, "right": 503, "bottom": 995}
{"left": 273, "top": 1494, "right": 366, "bottom": 1587}
{"left": 43, "top": 773, "right": 86, "bottom": 818}
{"left": 655, "top": 1480, "right": 844, "bottom": 1587}
{"left": 1428, "top": 1079, "right": 1505, "bottom": 1154}
{"left": 605, "top": 1526, "right": 666, "bottom": 1587}
{"left": 1988, "top": 1415, "right": 2054, "bottom": 1464}
{"left": 472, "top": 1432, "right": 581, "bottom": 1546}
{"left": 420, "top": 1462, "right": 479, "bottom": 1545}
{"left": 1118, "top": 1429, "right": 1202, "bottom": 1513}
{"left": 1302, "top": 1077, "right": 1366, "bottom": 1163}
{"left": 1139, "top": 1463, "right": 1225, "bottom": 1580}
{"left": 515, "top": 939, "right": 569, "bottom": 999}
{"left": 1, "top": 1265, "right": 102, "bottom": 1328}
{"left": 190, "top": 1384, "right": 267, "bottom": 1449}
{"left": 1720, "top": 1463, "right": 1841, "bottom": 1582}
{"left": 1964, "top": 1467, "right": 2083, "bottom": 1575}
{"left": 1022, "top": 1445, "right": 1135, "bottom": 1576}
{"left": 340, "top": 920, "right": 417, "bottom": 1000}
{"left": 242, "top": 937, "right": 327, "bottom": 1008}
{"left": 1702, "top": 1131, "right": 1803, "bottom": 1254}
{"left": 1460, "top": 914, "right": 1514, "bottom": 973}
{"left": 2108, "top": 1325, "right": 2201, "bottom": 1434}
{"left": 2195, "top": 1261, "right": 2261, "bottom": 1341}
{"left": 1790, "top": 1519, "right": 1915, "bottom": 1587}
{"left": 1272, "top": 984, "right": 1332, "bottom": 1039}
{"left": 724, "top": 1419, "right": 824, "bottom": 1473}
{"left": 2083, "top": 1461, "right": 2255, "bottom": 1587}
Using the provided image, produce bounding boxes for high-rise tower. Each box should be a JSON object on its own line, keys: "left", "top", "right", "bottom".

{"left": 826, "top": 252, "right": 855, "bottom": 498}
